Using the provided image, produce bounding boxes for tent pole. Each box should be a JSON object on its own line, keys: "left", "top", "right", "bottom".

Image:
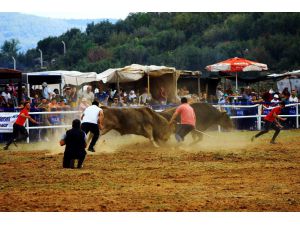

{"left": 197, "top": 72, "right": 201, "bottom": 97}
{"left": 174, "top": 71, "right": 178, "bottom": 101}
{"left": 59, "top": 83, "right": 62, "bottom": 96}
{"left": 235, "top": 72, "right": 238, "bottom": 93}
{"left": 288, "top": 77, "right": 292, "bottom": 92}
{"left": 27, "top": 83, "right": 30, "bottom": 99}
{"left": 117, "top": 72, "right": 120, "bottom": 94}
{"left": 147, "top": 73, "right": 150, "bottom": 95}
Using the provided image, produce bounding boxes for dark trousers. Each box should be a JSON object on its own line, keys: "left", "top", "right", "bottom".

{"left": 81, "top": 122, "right": 100, "bottom": 149}
{"left": 63, "top": 154, "right": 86, "bottom": 169}
{"left": 255, "top": 120, "right": 281, "bottom": 142}
{"left": 175, "top": 124, "right": 194, "bottom": 142}
{"left": 6, "top": 123, "right": 29, "bottom": 147}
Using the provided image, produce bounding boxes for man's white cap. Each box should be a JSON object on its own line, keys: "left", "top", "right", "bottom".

{"left": 42, "top": 82, "right": 47, "bottom": 87}
{"left": 274, "top": 94, "right": 279, "bottom": 98}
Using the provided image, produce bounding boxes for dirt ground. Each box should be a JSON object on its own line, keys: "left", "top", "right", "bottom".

{"left": 1, "top": 129, "right": 300, "bottom": 212}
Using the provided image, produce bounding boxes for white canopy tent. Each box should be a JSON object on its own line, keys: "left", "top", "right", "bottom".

{"left": 24, "top": 70, "right": 98, "bottom": 99}
{"left": 268, "top": 70, "right": 300, "bottom": 92}
{"left": 268, "top": 70, "right": 300, "bottom": 79}
{"left": 97, "top": 64, "right": 176, "bottom": 83}
{"left": 26, "top": 70, "right": 98, "bottom": 86}
{"left": 97, "top": 64, "right": 178, "bottom": 102}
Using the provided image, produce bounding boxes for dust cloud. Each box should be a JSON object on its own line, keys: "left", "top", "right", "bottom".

{"left": 167, "top": 130, "right": 253, "bottom": 154}
{"left": 8, "top": 129, "right": 256, "bottom": 155}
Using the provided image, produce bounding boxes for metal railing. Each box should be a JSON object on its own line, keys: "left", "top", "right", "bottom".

{"left": 0, "top": 103, "right": 299, "bottom": 143}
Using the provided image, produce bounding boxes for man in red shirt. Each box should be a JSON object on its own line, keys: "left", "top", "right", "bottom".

{"left": 251, "top": 101, "right": 286, "bottom": 144}
{"left": 168, "top": 97, "right": 196, "bottom": 143}
{"left": 3, "top": 102, "right": 38, "bottom": 150}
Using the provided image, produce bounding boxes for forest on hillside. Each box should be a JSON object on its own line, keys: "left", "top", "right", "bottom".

{"left": 1, "top": 12, "right": 300, "bottom": 74}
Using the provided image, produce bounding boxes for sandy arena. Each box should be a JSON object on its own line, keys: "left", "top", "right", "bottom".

{"left": 1, "top": 129, "right": 300, "bottom": 211}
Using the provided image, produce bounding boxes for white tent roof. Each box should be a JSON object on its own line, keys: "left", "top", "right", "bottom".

{"left": 97, "top": 64, "right": 176, "bottom": 83}
{"left": 268, "top": 70, "right": 300, "bottom": 78}
{"left": 26, "top": 70, "right": 97, "bottom": 86}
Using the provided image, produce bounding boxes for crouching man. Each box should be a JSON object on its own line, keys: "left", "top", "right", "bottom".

{"left": 60, "top": 119, "right": 87, "bottom": 169}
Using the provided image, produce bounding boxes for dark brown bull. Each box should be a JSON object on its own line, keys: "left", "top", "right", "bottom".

{"left": 159, "top": 103, "right": 233, "bottom": 144}
{"left": 100, "top": 107, "right": 173, "bottom": 147}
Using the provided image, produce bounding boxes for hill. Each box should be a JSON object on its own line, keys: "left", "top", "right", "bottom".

{"left": 0, "top": 12, "right": 117, "bottom": 52}
{"left": 1, "top": 13, "right": 300, "bottom": 73}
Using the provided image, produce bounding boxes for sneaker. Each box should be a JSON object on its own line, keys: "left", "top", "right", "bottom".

{"left": 88, "top": 148, "right": 95, "bottom": 152}
{"left": 251, "top": 136, "right": 255, "bottom": 142}
{"left": 3, "top": 145, "right": 9, "bottom": 150}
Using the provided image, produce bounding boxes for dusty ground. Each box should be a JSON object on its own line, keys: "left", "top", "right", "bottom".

{"left": 1, "top": 130, "right": 300, "bottom": 212}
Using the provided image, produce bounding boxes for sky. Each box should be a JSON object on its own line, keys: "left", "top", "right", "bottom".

{"left": 1, "top": 0, "right": 299, "bottom": 19}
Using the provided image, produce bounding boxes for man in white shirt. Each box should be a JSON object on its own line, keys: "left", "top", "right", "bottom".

{"left": 80, "top": 85, "right": 95, "bottom": 105}
{"left": 289, "top": 89, "right": 298, "bottom": 103}
{"left": 216, "top": 86, "right": 224, "bottom": 101}
{"left": 1, "top": 86, "right": 11, "bottom": 103}
{"left": 42, "top": 82, "right": 55, "bottom": 100}
{"left": 81, "top": 101, "right": 104, "bottom": 152}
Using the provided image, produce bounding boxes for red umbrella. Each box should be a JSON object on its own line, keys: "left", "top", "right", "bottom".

{"left": 205, "top": 57, "right": 268, "bottom": 91}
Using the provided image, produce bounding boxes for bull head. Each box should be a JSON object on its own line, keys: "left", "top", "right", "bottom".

{"left": 219, "top": 112, "right": 234, "bottom": 130}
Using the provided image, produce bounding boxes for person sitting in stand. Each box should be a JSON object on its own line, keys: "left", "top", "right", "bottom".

{"left": 42, "top": 82, "right": 55, "bottom": 100}
{"left": 48, "top": 98, "right": 61, "bottom": 128}
{"left": 281, "top": 92, "right": 290, "bottom": 104}
{"left": 128, "top": 90, "right": 137, "bottom": 103}
{"left": 1, "top": 86, "right": 12, "bottom": 105}
{"left": 216, "top": 86, "right": 224, "bottom": 102}
{"left": 282, "top": 87, "right": 290, "bottom": 99}
{"left": 289, "top": 89, "right": 298, "bottom": 103}
{"left": 95, "top": 89, "right": 109, "bottom": 106}
{"left": 53, "top": 89, "right": 63, "bottom": 102}
{"left": 60, "top": 119, "right": 87, "bottom": 169}
{"left": 80, "top": 85, "right": 94, "bottom": 105}
{"left": 250, "top": 94, "right": 264, "bottom": 104}
{"left": 139, "top": 87, "right": 152, "bottom": 105}
{"left": 111, "top": 97, "right": 124, "bottom": 107}
{"left": 271, "top": 94, "right": 280, "bottom": 105}
{"left": 158, "top": 86, "right": 167, "bottom": 105}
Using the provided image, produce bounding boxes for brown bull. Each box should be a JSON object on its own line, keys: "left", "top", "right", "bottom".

{"left": 100, "top": 107, "right": 174, "bottom": 147}
{"left": 159, "top": 103, "right": 233, "bottom": 144}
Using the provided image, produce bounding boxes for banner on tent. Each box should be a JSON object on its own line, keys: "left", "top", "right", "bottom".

{"left": 277, "top": 78, "right": 300, "bottom": 92}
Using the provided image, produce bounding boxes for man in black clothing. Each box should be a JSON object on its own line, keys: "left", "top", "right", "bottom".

{"left": 60, "top": 119, "right": 87, "bottom": 169}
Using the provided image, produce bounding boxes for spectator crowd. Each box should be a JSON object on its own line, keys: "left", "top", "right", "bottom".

{"left": 1, "top": 81, "right": 300, "bottom": 114}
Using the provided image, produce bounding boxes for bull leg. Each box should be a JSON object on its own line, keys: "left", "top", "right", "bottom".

{"left": 142, "top": 125, "right": 160, "bottom": 148}
{"left": 151, "top": 138, "right": 160, "bottom": 148}
{"left": 189, "top": 130, "right": 203, "bottom": 146}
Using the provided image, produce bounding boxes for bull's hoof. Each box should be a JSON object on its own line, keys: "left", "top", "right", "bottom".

{"left": 152, "top": 142, "right": 160, "bottom": 148}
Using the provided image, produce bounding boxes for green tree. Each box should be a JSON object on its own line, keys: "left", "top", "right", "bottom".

{"left": 1, "top": 38, "right": 20, "bottom": 56}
